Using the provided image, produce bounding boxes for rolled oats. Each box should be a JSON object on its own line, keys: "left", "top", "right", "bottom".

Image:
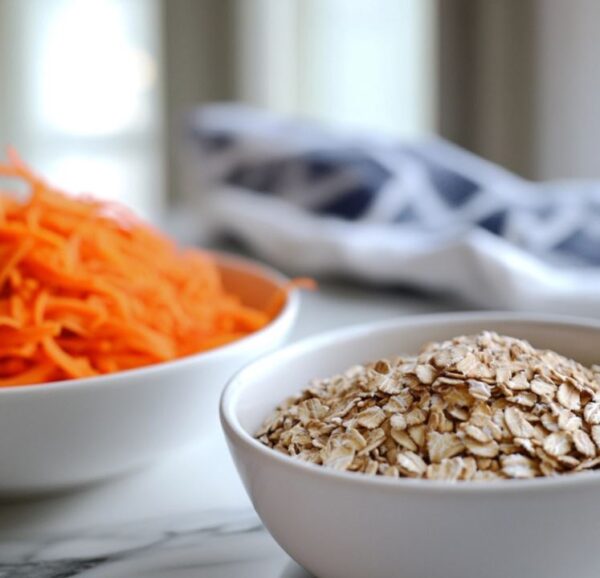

{"left": 415, "top": 364, "right": 437, "bottom": 385}
{"left": 592, "top": 425, "right": 600, "bottom": 449}
{"left": 543, "top": 432, "right": 572, "bottom": 457}
{"left": 557, "top": 383, "right": 581, "bottom": 411}
{"left": 257, "top": 332, "right": 600, "bottom": 481}
{"left": 584, "top": 402, "right": 600, "bottom": 425}
{"left": 389, "top": 413, "right": 407, "bottom": 431}
{"left": 426, "top": 458, "right": 464, "bottom": 481}
{"left": 427, "top": 431, "right": 464, "bottom": 463}
{"left": 355, "top": 406, "right": 386, "bottom": 429}
{"left": 504, "top": 407, "right": 537, "bottom": 439}
{"left": 397, "top": 451, "right": 427, "bottom": 477}
{"left": 572, "top": 429, "right": 596, "bottom": 458}
{"left": 467, "top": 379, "right": 492, "bottom": 400}
{"left": 501, "top": 454, "right": 538, "bottom": 479}
{"left": 531, "top": 378, "right": 555, "bottom": 401}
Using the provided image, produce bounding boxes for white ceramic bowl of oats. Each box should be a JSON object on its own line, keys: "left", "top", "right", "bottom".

{"left": 221, "top": 312, "right": 600, "bottom": 578}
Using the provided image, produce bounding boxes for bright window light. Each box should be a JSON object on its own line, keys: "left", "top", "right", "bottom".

{"left": 38, "top": 0, "right": 157, "bottom": 136}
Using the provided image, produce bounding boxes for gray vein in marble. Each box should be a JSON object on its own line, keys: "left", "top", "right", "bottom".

{"left": 0, "top": 510, "right": 313, "bottom": 578}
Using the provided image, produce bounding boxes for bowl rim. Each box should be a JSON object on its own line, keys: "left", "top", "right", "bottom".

{"left": 0, "top": 250, "right": 300, "bottom": 396}
{"left": 221, "top": 311, "right": 600, "bottom": 495}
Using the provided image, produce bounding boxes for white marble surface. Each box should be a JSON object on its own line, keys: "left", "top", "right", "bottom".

{"left": 0, "top": 282, "right": 465, "bottom": 577}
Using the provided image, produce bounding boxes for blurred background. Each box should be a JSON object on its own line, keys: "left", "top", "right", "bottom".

{"left": 0, "top": 0, "right": 598, "bottom": 221}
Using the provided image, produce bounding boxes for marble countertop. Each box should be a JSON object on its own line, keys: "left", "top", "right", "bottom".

{"left": 0, "top": 281, "right": 464, "bottom": 577}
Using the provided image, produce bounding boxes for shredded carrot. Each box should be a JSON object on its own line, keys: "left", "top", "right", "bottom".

{"left": 0, "top": 149, "right": 314, "bottom": 386}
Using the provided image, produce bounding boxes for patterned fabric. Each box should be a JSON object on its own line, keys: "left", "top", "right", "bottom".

{"left": 183, "top": 104, "right": 600, "bottom": 314}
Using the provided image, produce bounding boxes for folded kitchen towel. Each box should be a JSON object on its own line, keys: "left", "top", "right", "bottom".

{"left": 182, "top": 103, "right": 600, "bottom": 315}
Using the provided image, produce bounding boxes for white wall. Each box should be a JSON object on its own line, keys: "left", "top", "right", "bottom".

{"left": 235, "top": 0, "right": 438, "bottom": 137}
{"left": 534, "top": 0, "right": 600, "bottom": 179}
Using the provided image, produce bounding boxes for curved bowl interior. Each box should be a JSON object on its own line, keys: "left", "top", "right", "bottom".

{"left": 0, "top": 252, "right": 299, "bottom": 496}
{"left": 227, "top": 313, "right": 600, "bottom": 439}
{"left": 222, "top": 313, "right": 600, "bottom": 578}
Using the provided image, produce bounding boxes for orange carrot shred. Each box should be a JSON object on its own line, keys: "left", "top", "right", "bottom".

{"left": 0, "top": 150, "right": 314, "bottom": 386}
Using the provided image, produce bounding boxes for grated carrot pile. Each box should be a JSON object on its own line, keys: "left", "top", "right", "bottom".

{"left": 0, "top": 149, "right": 300, "bottom": 387}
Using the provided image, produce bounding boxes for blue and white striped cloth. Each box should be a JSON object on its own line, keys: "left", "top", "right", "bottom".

{"left": 183, "top": 104, "right": 600, "bottom": 315}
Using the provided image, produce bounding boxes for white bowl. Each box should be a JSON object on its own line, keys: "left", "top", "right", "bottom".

{"left": 221, "top": 313, "right": 600, "bottom": 578}
{"left": 0, "top": 252, "right": 299, "bottom": 496}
